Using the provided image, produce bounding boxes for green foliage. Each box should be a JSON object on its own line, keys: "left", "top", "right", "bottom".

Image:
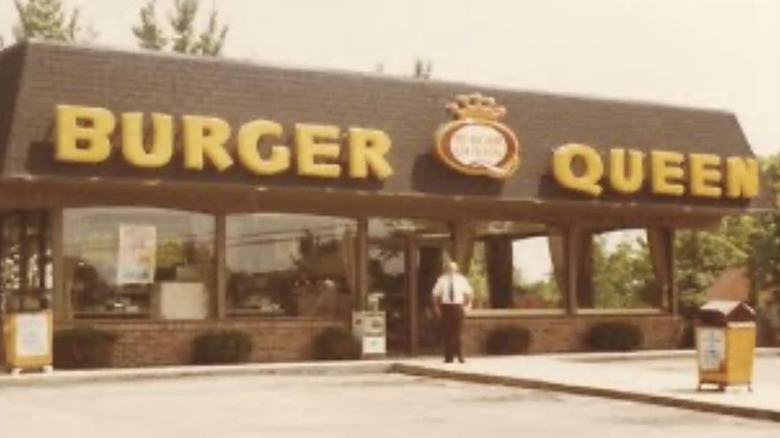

{"left": 585, "top": 321, "right": 643, "bottom": 351}
{"left": 485, "top": 326, "right": 532, "bottom": 355}
{"left": 191, "top": 330, "right": 253, "bottom": 365}
{"left": 675, "top": 216, "right": 756, "bottom": 312}
{"left": 592, "top": 234, "right": 655, "bottom": 308}
{"left": 133, "top": 0, "right": 167, "bottom": 50}
{"left": 12, "top": 0, "right": 91, "bottom": 43}
{"left": 53, "top": 327, "right": 117, "bottom": 369}
{"left": 133, "top": 0, "right": 228, "bottom": 56}
{"left": 513, "top": 267, "right": 562, "bottom": 308}
{"left": 312, "top": 327, "right": 361, "bottom": 361}
{"left": 750, "top": 155, "right": 780, "bottom": 312}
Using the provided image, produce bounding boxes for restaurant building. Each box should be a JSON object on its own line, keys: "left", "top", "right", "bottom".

{"left": 0, "top": 42, "right": 771, "bottom": 367}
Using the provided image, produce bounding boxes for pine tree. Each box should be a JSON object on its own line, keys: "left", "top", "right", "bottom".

{"left": 12, "top": 0, "right": 89, "bottom": 43}
{"left": 133, "top": 0, "right": 167, "bottom": 50}
{"left": 413, "top": 58, "right": 432, "bottom": 79}
{"left": 133, "top": 0, "right": 228, "bottom": 56}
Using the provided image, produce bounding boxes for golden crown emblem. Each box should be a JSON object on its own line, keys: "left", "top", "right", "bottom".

{"left": 445, "top": 93, "right": 507, "bottom": 121}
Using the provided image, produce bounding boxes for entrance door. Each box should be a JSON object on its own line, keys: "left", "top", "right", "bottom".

{"left": 366, "top": 219, "right": 452, "bottom": 356}
{"left": 367, "top": 238, "right": 408, "bottom": 355}
{"left": 412, "top": 238, "right": 452, "bottom": 355}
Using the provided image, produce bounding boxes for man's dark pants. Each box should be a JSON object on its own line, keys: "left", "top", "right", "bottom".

{"left": 441, "top": 304, "right": 464, "bottom": 362}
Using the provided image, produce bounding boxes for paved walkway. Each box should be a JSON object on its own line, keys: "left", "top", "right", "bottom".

{"left": 397, "top": 349, "right": 780, "bottom": 422}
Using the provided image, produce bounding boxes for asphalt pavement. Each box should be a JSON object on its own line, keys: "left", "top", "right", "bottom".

{"left": 2, "top": 373, "right": 778, "bottom": 438}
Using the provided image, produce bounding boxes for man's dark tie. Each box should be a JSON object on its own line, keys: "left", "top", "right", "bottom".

{"left": 449, "top": 276, "right": 454, "bottom": 303}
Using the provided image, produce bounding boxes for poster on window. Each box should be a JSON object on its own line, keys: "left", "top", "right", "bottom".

{"left": 15, "top": 313, "right": 51, "bottom": 357}
{"left": 697, "top": 328, "right": 726, "bottom": 372}
{"left": 117, "top": 224, "right": 157, "bottom": 284}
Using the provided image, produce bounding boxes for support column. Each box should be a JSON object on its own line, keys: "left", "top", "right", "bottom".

{"left": 356, "top": 218, "right": 368, "bottom": 310}
{"left": 485, "top": 236, "right": 513, "bottom": 308}
{"left": 406, "top": 238, "right": 419, "bottom": 355}
{"left": 566, "top": 227, "right": 579, "bottom": 315}
{"left": 451, "top": 221, "right": 474, "bottom": 273}
{"left": 668, "top": 228, "right": 678, "bottom": 315}
{"left": 215, "top": 213, "right": 227, "bottom": 319}
{"left": 50, "top": 209, "right": 69, "bottom": 321}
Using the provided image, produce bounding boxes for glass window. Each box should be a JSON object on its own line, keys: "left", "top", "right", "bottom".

{"left": 226, "top": 214, "right": 357, "bottom": 318}
{"left": 64, "top": 208, "right": 215, "bottom": 320}
{"left": 512, "top": 236, "right": 564, "bottom": 309}
{"left": 582, "top": 229, "right": 660, "bottom": 309}
{"left": 0, "top": 211, "right": 52, "bottom": 313}
{"left": 468, "top": 222, "right": 564, "bottom": 310}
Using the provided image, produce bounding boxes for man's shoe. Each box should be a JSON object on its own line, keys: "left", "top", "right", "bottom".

{"left": 457, "top": 357, "right": 465, "bottom": 364}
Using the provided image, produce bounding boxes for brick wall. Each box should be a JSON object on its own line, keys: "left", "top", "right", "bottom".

{"left": 463, "top": 314, "right": 683, "bottom": 355}
{"left": 54, "top": 318, "right": 346, "bottom": 368}
{"left": 45, "top": 315, "right": 683, "bottom": 368}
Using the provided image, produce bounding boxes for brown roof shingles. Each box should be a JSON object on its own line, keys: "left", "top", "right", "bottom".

{"left": 0, "top": 41, "right": 773, "bottom": 215}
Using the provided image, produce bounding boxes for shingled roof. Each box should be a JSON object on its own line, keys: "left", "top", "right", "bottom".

{"left": 0, "top": 41, "right": 773, "bottom": 220}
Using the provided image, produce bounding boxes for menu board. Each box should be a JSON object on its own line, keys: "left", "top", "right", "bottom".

{"left": 117, "top": 224, "right": 157, "bottom": 285}
{"left": 697, "top": 328, "right": 726, "bottom": 371}
{"left": 15, "top": 313, "right": 50, "bottom": 357}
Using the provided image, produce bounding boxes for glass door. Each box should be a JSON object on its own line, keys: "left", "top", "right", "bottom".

{"left": 366, "top": 219, "right": 452, "bottom": 356}
{"left": 413, "top": 238, "right": 452, "bottom": 355}
{"left": 367, "top": 237, "right": 408, "bottom": 355}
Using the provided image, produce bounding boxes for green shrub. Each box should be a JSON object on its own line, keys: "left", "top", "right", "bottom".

{"left": 485, "top": 326, "right": 532, "bottom": 355}
{"left": 191, "top": 330, "right": 253, "bottom": 365}
{"left": 678, "top": 321, "right": 696, "bottom": 349}
{"left": 53, "top": 327, "right": 118, "bottom": 369}
{"left": 312, "top": 327, "right": 361, "bottom": 361}
{"left": 585, "top": 321, "right": 643, "bottom": 352}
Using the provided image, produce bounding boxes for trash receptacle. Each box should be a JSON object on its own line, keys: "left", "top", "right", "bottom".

{"left": 352, "top": 311, "right": 387, "bottom": 358}
{"left": 2, "top": 295, "right": 53, "bottom": 375}
{"left": 695, "top": 300, "right": 756, "bottom": 391}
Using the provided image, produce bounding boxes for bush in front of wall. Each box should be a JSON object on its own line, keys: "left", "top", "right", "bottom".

{"left": 191, "top": 330, "right": 253, "bottom": 365}
{"left": 312, "top": 327, "right": 361, "bottom": 361}
{"left": 678, "top": 321, "right": 696, "bottom": 349}
{"left": 485, "top": 326, "right": 532, "bottom": 355}
{"left": 53, "top": 327, "right": 118, "bottom": 369}
{"left": 585, "top": 321, "right": 644, "bottom": 352}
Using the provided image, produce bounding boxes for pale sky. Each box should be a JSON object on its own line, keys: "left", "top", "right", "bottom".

{"left": 1, "top": 0, "right": 778, "bottom": 282}
{"left": 1, "top": 0, "right": 779, "bottom": 156}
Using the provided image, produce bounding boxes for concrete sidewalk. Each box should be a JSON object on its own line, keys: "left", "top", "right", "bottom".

{"left": 396, "top": 349, "right": 780, "bottom": 422}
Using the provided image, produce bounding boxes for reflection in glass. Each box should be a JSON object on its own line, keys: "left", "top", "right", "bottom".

{"left": 64, "top": 208, "right": 215, "bottom": 319}
{"left": 227, "top": 214, "right": 356, "bottom": 318}
{"left": 368, "top": 241, "right": 405, "bottom": 351}
{"left": 0, "top": 211, "right": 51, "bottom": 312}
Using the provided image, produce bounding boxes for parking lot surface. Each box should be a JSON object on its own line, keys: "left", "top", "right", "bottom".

{"left": 2, "top": 373, "right": 776, "bottom": 438}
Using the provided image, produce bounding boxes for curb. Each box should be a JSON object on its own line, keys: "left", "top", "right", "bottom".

{"left": 0, "top": 361, "right": 394, "bottom": 388}
{"left": 390, "top": 363, "right": 780, "bottom": 423}
{"left": 553, "top": 348, "right": 780, "bottom": 363}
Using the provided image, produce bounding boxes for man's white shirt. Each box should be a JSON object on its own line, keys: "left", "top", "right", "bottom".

{"left": 432, "top": 273, "right": 473, "bottom": 305}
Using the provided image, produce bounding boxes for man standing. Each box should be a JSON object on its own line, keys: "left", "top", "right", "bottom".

{"left": 432, "top": 261, "right": 473, "bottom": 363}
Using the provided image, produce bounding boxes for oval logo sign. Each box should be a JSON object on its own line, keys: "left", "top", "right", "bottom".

{"left": 435, "top": 93, "right": 520, "bottom": 179}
